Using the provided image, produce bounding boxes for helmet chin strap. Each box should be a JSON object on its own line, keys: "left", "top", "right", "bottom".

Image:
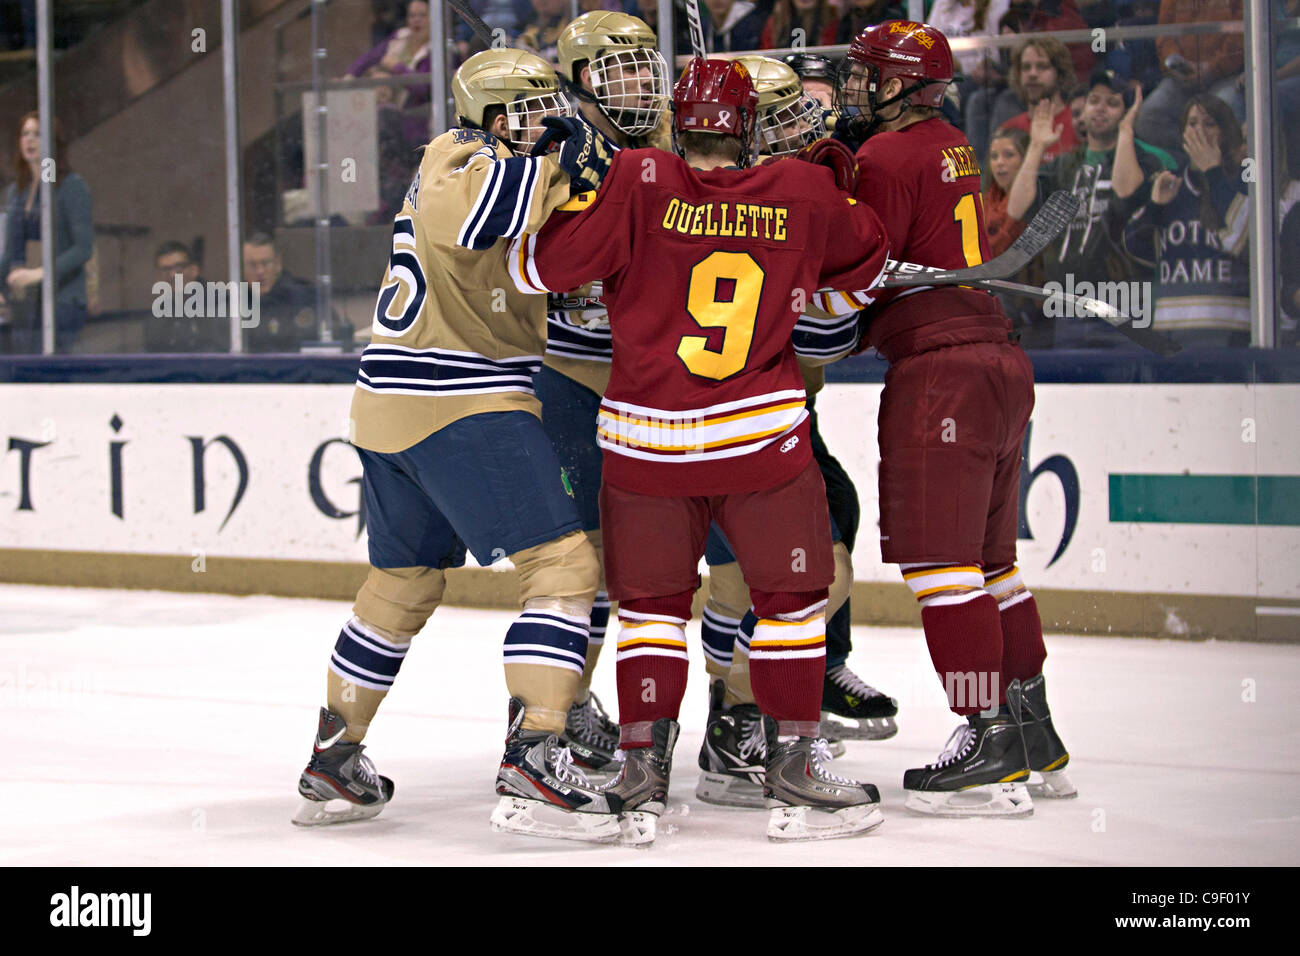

{"left": 853, "top": 77, "right": 934, "bottom": 139}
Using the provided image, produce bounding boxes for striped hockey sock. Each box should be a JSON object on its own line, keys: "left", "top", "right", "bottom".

{"left": 984, "top": 565, "right": 1047, "bottom": 683}
{"left": 328, "top": 616, "right": 412, "bottom": 741}
{"left": 902, "top": 564, "right": 1004, "bottom": 717}
{"left": 748, "top": 600, "right": 826, "bottom": 735}
{"left": 576, "top": 590, "right": 610, "bottom": 700}
{"left": 503, "top": 606, "right": 589, "bottom": 733}
{"left": 615, "top": 610, "right": 689, "bottom": 747}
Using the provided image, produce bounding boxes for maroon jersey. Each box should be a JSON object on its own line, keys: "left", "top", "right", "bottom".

{"left": 511, "top": 148, "right": 888, "bottom": 496}
{"left": 854, "top": 117, "right": 1010, "bottom": 360}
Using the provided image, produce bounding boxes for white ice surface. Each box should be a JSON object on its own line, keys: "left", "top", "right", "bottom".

{"left": 2, "top": 584, "right": 1297, "bottom": 866}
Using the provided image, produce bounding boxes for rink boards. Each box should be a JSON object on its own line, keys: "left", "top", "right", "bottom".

{"left": 1, "top": 380, "right": 1297, "bottom": 641}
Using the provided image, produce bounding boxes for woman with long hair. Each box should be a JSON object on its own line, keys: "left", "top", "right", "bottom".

{"left": 1124, "top": 94, "right": 1251, "bottom": 347}
{"left": 0, "top": 112, "right": 93, "bottom": 353}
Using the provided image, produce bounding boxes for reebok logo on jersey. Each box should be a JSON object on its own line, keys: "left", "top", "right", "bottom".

{"left": 780, "top": 436, "right": 799, "bottom": 453}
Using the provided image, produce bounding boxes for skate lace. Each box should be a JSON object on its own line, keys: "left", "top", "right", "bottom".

{"left": 933, "top": 723, "right": 977, "bottom": 769}
{"left": 829, "top": 664, "right": 881, "bottom": 699}
{"left": 738, "top": 715, "right": 768, "bottom": 761}
{"left": 571, "top": 693, "right": 619, "bottom": 746}
{"left": 548, "top": 742, "right": 593, "bottom": 788}
{"left": 810, "top": 739, "right": 857, "bottom": 785}
{"left": 353, "top": 752, "right": 380, "bottom": 788}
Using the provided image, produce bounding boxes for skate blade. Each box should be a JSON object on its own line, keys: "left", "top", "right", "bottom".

{"left": 695, "top": 771, "right": 767, "bottom": 809}
{"left": 766, "top": 803, "right": 884, "bottom": 842}
{"left": 1028, "top": 769, "right": 1077, "bottom": 799}
{"left": 821, "top": 713, "right": 898, "bottom": 741}
{"left": 489, "top": 796, "right": 622, "bottom": 844}
{"left": 904, "top": 782, "right": 1034, "bottom": 818}
{"left": 616, "top": 811, "right": 660, "bottom": 848}
{"left": 291, "top": 795, "right": 387, "bottom": 827}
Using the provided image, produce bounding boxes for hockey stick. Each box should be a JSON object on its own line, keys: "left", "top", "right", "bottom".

{"left": 684, "top": 0, "right": 707, "bottom": 58}
{"left": 879, "top": 190, "right": 1080, "bottom": 289}
{"left": 444, "top": 0, "right": 496, "bottom": 48}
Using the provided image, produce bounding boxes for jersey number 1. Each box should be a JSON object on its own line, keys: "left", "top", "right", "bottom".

{"left": 678, "top": 251, "right": 765, "bottom": 380}
{"left": 953, "top": 193, "right": 984, "bottom": 268}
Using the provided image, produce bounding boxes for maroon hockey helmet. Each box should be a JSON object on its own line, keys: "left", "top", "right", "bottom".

{"left": 671, "top": 57, "right": 760, "bottom": 166}
{"left": 841, "top": 20, "right": 954, "bottom": 115}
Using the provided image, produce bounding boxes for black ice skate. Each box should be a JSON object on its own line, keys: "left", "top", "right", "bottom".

{"left": 560, "top": 691, "right": 623, "bottom": 774}
{"left": 821, "top": 664, "right": 899, "bottom": 741}
{"left": 491, "top": 698, "right": 624, "bottom": 844}
{"left": 764, "top": 736, "right": 884, "bottom": 841}
{"left": 1021, "top": 673, "right": 1076, "bottom": 798}
{"left": 601, "top": 718, "right": 678, "bottom": 846}
{"left": 292, "top": 707, "right": 395, "bottom": 827}
{"left": 696, "top": 679, "right": 773, "bottom": 809}
{"left": 903, "top": 679, "right": 1033, "bottom": 817}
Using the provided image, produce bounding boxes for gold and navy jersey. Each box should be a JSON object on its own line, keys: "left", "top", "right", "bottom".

{"left": 349, "top": 128, "right": 574, "bottom": 453}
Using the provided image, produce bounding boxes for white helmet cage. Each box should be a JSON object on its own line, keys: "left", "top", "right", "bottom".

{"left": 759, "top": 93, "right": 827, "bottom": 157}
{"left": 505, "top": 90, "right": 576, "bottom": 150}
{"left": 588, "top": 47, "right": 670, "bottom": 137}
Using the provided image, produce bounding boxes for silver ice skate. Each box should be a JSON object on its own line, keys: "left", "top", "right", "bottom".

{"left": 764, "top": 736, "right": 884, "bottom": 841}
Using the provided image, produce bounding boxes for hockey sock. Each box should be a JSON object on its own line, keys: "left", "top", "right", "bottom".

{"left": 984, "top": 565, "right": 1048, "bottom": 684}
{"left": 701, "top": 600, "right": 740, "bottom": 686}
{"left": 503, "top": 603, "right": 589, "bottom": 734}
{"left": 723, "top": 610, "right": 758, "bottom": 707}
{"left": 748, "top": 593, "right": 827, "bottom": 736}
{"left": 327, "top": 616, "right": 412, "bottom": 742}
{"left": 575, "top": 590, "right": 610, "bottom": 703}
{"left": 902, "top": 564, "right": 1003, "bottom": 717}
{"left": 615, "top": 594, "right": 691, "bottom": 748}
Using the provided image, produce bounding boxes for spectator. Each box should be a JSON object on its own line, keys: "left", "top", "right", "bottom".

{"left": 999, "top": 37, "right": 1080, "bottom": 161}
{"left": 928, "top": 0, "right": 1011, "bottom": 86}
{"left": 982, "top": 126, "right": 1043, "bottom": 338}
{"left": 144, "top": 240, "right": 231, "bottom": 353}
{"left": 1104, "top": 0, "right": 1162, "bottom": 91}
{"left": 0, "top": 112, "right": 92, "bottom": 354}
{"left": 1124, "top": 95, "right": 1250, "bottom": 348}
{"left": 681, "top": 0, "right": 768, "bottom": 54}
{"left": 518, "top": 0, "right": 571, "bottom": 63}
{"left": 1066, "top": 81, "right": 1088, "bottom": 141}
{"left": 759, "top": 0, "right": 839, "bottom": 49}
{"left": 345, "top": 0, "right": 432, "bottom": 108}
{"left": 835, "top": 0, "right": 906, "bottom": 45}
{"left": 962, "top": 6, "right": 1027, "bottom": 162}
{"left": 1011, "top": 69, "right": 1177, "bottom": 346}
{"left": 1013, "top": 0, "right": 1097, "bottom": 81}
{"left": 983, "top": 126, "right": 1030, "bottom": 258}
{"left": 1135, "top": 0, "right": 1244, "bottom": 156}
{"left": 242, "top": 233, "right": 353, "bottom": 352}
{"left": 455, "top": 0, "right": 535, "bottom": 61}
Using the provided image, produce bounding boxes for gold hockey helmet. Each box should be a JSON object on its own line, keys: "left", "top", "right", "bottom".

{"left": 735, "top": 55, "right": 826, "bottom": 157}
{"left": 556, "top": 11, "right": 669, "bottom": 138}
{"left": 452, "top": 48, "right": 573, "bottom": 150}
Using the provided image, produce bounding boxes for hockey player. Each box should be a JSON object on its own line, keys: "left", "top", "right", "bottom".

{"left": 293, "top": 49, "right": 626, "bottom": 843}
{"left": 693, "top": 56, "right": 896, "bottom": 811}
{"left": 510, "top": 58, "right": 891, "bottom": 843}
{"left": 539, "top": 11, "right": 671, "bottom": 774}
{"left": 837, "top": 21, "right": 1075, "bottom": 817}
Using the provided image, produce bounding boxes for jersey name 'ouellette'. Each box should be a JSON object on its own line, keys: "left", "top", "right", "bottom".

{"left": 661, "top": 198, "right": 790, "bottom": 241}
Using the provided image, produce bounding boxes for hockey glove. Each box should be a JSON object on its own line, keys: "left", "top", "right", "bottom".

{"left": 794, "top": 138, "right": 858, "bottom": 194}
{"left": 531, "top": 116, "right": 614, "bottom": 195}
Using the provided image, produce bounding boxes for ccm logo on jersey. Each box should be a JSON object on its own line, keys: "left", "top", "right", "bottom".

{"left": 780, "top": 435, "right": 800, "bottom": 453}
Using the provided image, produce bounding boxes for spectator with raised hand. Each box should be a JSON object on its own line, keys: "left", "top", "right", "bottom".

{"left": 981, "top": 126, "right": 1043, "bottom": 339}
{"left": 1125, "top": 94, "right": 1250, "bottom": 348}
{"left": 1135, "top": 0, "right": 1244, "bottom": 156}
{"left": 0, "top": 112, "right": 92, "bottom": 354}
{"left": 760, "top": 0, "right": 839, "bottom": 49}
{"left": 999, "top": 37, "right": 1080, "bottom": 162}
